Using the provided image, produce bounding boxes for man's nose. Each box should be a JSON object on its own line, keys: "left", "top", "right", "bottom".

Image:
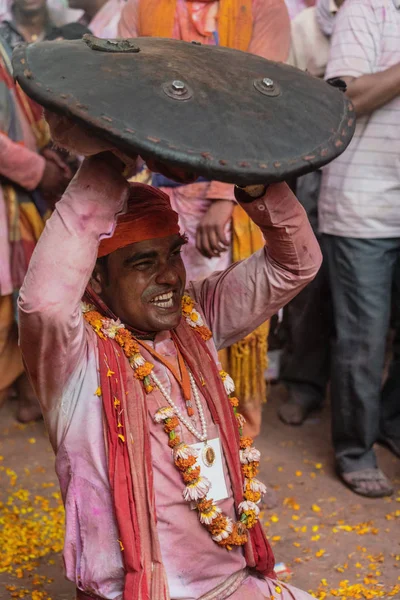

{"left": 155, "top": 263, "right": 179, "bottom": 286}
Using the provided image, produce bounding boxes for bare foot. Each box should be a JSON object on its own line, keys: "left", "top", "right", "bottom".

{"left": 17, "top": 398, "right": 42, "bottom": 423}
{"left": 278, "top": 397, "right": 320, "bottom": 426}
{"left": 241, "top": 405, "right": 262, "bottom": 439}
{"left": 0, "top": 389, "right": 8, "bottom": 410}
{"left": 340, "top": 468, "right": 393, "bottom": 498}
{"left": 259, "top": 486, "right": 278, "bottom": 510}
{"left": 278, "top": 401, "right": 309, "bottom": 425}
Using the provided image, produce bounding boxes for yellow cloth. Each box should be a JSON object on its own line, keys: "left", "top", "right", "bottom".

{"left": 228, "top": 205, "right": 269, "bottom": 435}
{"left": 4, "top": 184, "right": 46, "bottom": 291}
{"left": 0, "top": 295, "right": 24, "bottom": 395}
{"left": 138, "top": 0, "right": 253, "bottom": 51}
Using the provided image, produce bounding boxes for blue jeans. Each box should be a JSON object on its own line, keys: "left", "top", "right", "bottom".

{"left": 322, "top": 234, "right": 400, "bottom": 473}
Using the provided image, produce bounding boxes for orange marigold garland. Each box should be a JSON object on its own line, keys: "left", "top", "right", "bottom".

{"left": 82, "top": 295, "right": 211, "bottom": 392}
{"left": 82, "top": 299, "right": 267, "bottom": 550}
{"left": 152, "top": 369, "right": 267, "bottom": 551}
{"left": 82, "top": 302, "right": 155, "bottom": 392}
{"left": 181, "top": 295, "right": 212, "bottom": 341}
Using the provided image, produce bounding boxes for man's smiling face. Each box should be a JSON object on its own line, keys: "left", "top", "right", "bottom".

{"left": 92, "top": 234, "right": 187, "bottom": 333}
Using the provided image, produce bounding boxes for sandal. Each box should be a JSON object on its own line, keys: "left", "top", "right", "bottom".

{"left": 339, "top": 468, "right": 393, "bottom": 498}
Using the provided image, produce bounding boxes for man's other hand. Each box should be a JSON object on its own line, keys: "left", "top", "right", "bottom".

{"left": 196, "top": 199, "right": 233, "bottom": 258}
{"left": 39, "top": 159, "right": 71, "bottom": 202}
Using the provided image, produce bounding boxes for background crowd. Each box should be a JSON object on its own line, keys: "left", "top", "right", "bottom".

{"left": 0, "top": 0, "right": 399, "bottom": 504}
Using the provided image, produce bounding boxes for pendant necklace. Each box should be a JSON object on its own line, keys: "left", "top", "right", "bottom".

{"left": 150, "top": 369, "right": 216, "bottom": 467}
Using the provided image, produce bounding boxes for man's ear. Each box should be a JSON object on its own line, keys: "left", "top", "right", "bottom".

{"left": 90, "top": 261, "right": 106, "bottom": 295}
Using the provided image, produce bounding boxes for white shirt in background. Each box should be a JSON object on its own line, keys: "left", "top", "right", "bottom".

{"left": 287, "top": 3, "right": 337, "bottom": 76}
{"left": 319, "top": 0, "right": 400, "bottom": 238}
{"left": 285, "top": 0, "right": 314, "bottom": 20}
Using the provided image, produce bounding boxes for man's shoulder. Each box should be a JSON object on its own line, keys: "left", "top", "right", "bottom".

{"left": 252, "top": 0, "right": 290, "bottom": 18}
{"left": 336, "top": 0, "right": 388, "bottom": 24}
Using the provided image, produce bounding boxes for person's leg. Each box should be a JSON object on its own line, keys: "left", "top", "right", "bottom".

{"left": 0, "top": 294, "right": 41, "bottom": 422}
{"left": 229, "top": 575, "right": 316, "bottom": 600}
{"left": 323, "top": 235, "right": 395, "bottom": 497}
{"left": 0, "top": 294, "right": 24, "bottom": 408}
{"left": 279, "top": 256, "right": 332, "bottom": 424}
{"left": 380, "top": 246, "right": 400, "bottom": 457}
{"left": 16, "top": 371, "right": 42, "bottom": 423}
{"left": 279, "top": 170, "right": 332, "bottom": 425}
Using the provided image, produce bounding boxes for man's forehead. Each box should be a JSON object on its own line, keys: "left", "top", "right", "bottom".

{"left": 116, "top": 233, "right": 183, "bottom": 260}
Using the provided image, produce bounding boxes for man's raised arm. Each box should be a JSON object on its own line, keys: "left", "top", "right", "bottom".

{"left": 18, "top": 155, "right": 129, "bottom": 410}
{"left": 190, "top": 182, "right": 322, "bottom": 350}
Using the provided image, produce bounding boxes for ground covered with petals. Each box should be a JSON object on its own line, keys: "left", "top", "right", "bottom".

{"left": 0, "top": 387, "right": 399, "bottom": 599}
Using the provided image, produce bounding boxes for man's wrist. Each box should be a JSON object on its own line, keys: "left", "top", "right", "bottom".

{"left": 234, "top": 184, "right": 268, "bottom": 203}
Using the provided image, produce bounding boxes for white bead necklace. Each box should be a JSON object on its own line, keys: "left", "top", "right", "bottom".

{"left": 150, "top": 370, "right": 208, "bottom": 442}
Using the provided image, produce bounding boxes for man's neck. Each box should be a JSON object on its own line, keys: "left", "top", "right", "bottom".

{"left": 132, "top": 331, "right": 156, "bottom": 341}
{"left": 84, "top": 0, "right": 109, "bottom": 21}
{"left": 13, "top": 6, "right": 48, "bottom": 41}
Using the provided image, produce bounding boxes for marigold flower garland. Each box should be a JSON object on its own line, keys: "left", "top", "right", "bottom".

{"left": 154, "top": 370, "right": 266, "bottom": 550}
{"left": 82, "top": 297, "right": 266, "bottom": 550}
{"left": 181, "top": 294, "right": 212, "bottom": 341}
{"left": 82, "top": 301, "right": 156, "bottom": 393}
{"left": 82, "top": 296, "right": 211, "bottom": 392}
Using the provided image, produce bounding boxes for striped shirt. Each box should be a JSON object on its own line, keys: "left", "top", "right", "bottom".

{"left": 319, "top": 0, "right": 400, "bottom": 238}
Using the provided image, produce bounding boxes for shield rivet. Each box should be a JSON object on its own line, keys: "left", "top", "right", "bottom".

{"left": 172, "top": 80, "right": 186, "bottom": 92}
{"left": 163, "top": 79, "right": 193, "bottom": 101}
{"left": 262, "top": 77, "right": 274, "bottom": 89}
{"left": 253, "top": 77, "right": 281, "bottom": 97}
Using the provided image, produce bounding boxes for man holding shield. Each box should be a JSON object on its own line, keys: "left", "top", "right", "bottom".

{"left": 19, "top": 133, "right": 321, "bottom": 598}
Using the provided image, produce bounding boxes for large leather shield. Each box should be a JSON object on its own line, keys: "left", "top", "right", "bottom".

{"left": 13, "top": 35, "right": 355, "bottom": 185}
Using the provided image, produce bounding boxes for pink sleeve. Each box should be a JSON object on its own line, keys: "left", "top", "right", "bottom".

{"left": 118, "top": 0, "right": 139, "bottom": 37}
{"left": 190, "top": 182, "right": 322, "bottom": 350}
{"left": 0, "top": 132, "right": 45, "bottom": 190}
{"left": 18, "top": 156, "right": 129, "bottom": 410}
{"left": 249, "top": 0, "right": 291, "bottom": 62}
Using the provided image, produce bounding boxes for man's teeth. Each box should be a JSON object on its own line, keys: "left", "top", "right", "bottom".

{"left": 151, "top": 291, "right": 174, "bottom": 307}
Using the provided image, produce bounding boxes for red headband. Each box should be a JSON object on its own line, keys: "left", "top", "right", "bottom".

{"left": 98, "top": 183, "right": 180, "bottom": 258}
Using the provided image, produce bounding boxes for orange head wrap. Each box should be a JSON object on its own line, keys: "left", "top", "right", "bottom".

{"left": 98, "top": 183, "right": 180, "bottom": 258}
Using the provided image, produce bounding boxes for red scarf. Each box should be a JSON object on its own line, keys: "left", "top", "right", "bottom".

{"left": 89, "top": 290, "right": 274, "bottom": 599}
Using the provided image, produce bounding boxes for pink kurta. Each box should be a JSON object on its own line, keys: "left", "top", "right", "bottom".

{"left": 19, "top": 159, "right": 321, "bottom": 599}
{"left": 118, "top": 0, "right": 290, "bottom": 282}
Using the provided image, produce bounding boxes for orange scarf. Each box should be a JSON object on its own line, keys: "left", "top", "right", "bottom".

{"left": 138, "top": 0, "right": 253, "bottom": 51}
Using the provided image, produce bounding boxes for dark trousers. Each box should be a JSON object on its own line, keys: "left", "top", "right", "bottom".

{"left": 279, "top": 254, "right": 332, "bottom": 403}
{"left": 280, "top": 171, "right": 333, "bottom": 403}
{"left": 322, "top": 234, "right": 400, "bottom": 473}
